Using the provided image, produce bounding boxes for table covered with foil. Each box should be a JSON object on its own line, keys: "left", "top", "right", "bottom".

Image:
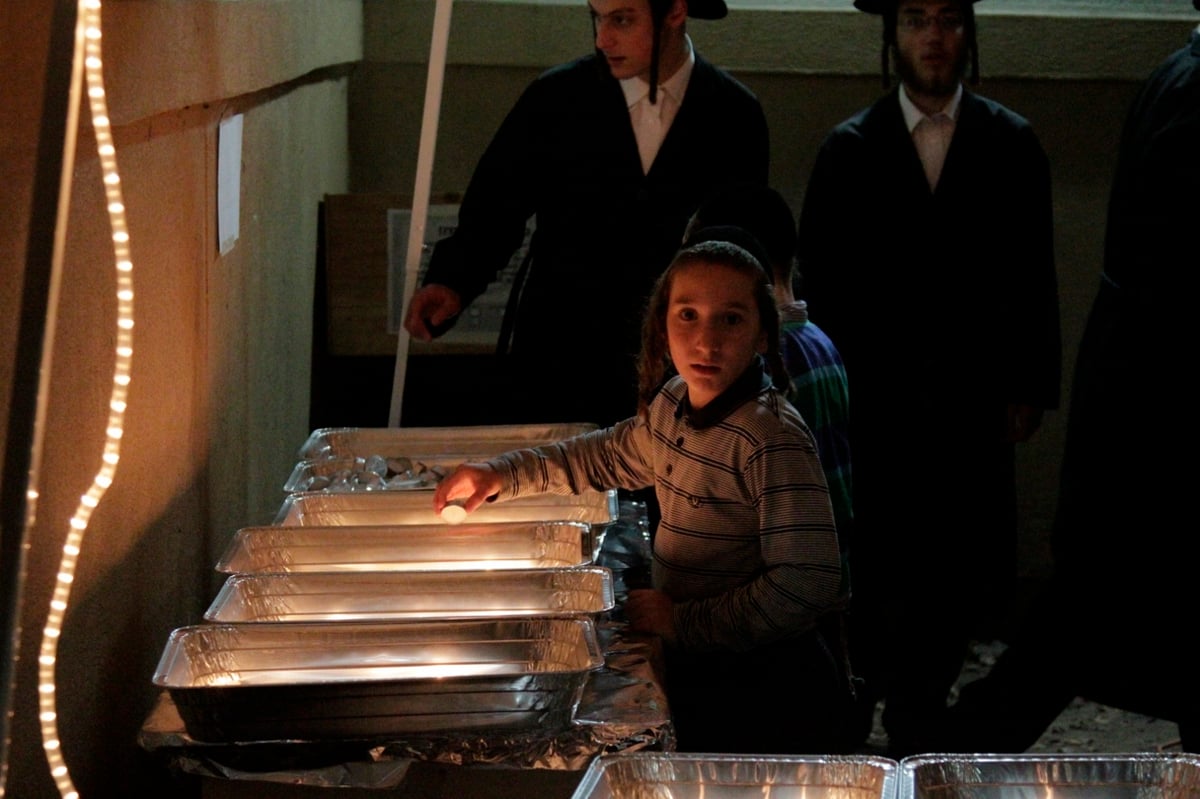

{"left": 138, "top": 497, "right": 671, "bottom": 787}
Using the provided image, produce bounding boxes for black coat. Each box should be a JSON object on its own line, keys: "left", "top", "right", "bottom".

{"left": 797, "top": 88, "right": 1061, "bottom": 426}
{"left": 424, "top": 52, "right": 769, "bottom": 426}
{"left": 1055, "top": 29, "right": 1200, "bottom": 572}
{"left": 796, "top": 87, "right": 1062, "bottom": 627}
{"left": 948, "top": 32, "right": 1200, "bottom": 741}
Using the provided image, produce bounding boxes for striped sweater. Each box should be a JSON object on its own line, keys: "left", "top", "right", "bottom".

{"left": 484, "top": 362, "right": 845, "bottom": 654}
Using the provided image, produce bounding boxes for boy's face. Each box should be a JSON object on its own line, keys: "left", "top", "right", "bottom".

{"left": 590, "top": 0, "right": 661, "bottom": 82}
{"left": 893, "top": 0, "right": 967, "bottom": 100}
{"left": 666, "top": 260, "right": 767, "bottom": 409}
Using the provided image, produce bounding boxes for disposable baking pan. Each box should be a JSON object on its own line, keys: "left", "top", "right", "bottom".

{"left": 272, "top": 487, "right": 618, "bottom": 530}
{"left": 152, "top": 617, "right": 604, "bottom": 743}
{"left": 203, "top": 567, "right": 615, "bottom": 623}
{"left": 215, "top": 521, "right": 596, "bottom": 574}
{"left": 297, "top": 423, "right": 599, "bottom": 461}
{"left": 571, "top": 753, "right": 899, "bottom": 799}
{"left": 898, "top": 753, "right": 1200, "bottom": 799}
{"left": 283, "top": 455, "right": 454, "bottom": 493}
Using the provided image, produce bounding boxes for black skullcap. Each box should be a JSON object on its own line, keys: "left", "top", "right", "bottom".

{"left": 682, "top": 224, "right": 775, "bottom": 281}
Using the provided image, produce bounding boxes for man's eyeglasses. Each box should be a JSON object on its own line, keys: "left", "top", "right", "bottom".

{"left": 898, "top": 12, "right": 965, "bottom": 33}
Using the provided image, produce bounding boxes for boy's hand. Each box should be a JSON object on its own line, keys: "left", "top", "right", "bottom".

{"left": 433, "top": 463, "right": 502, "bottom": 514}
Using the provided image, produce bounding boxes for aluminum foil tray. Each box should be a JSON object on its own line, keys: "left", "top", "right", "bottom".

{"left": 152, "top": 617, "right": 603, "bottom": 743}
{"left": 572, "top": 753, "right": 899, "bottom": 799}
{"left": 203, "top": 567, "right": 615, "bottom": 623}
{"left": 898, "top": 754, "right": 1200, "bottom": 799}
{"left": 283, "top": 455, "right": 454, "bottom": 493}
{"left": 272, "top": 487, "right": 618, "bottom": 529}
{"left": 298, "top": 423, "right": 598, "bottom": 461}
{"left": 215, "top": 521, "right": 596, "bottom": 574}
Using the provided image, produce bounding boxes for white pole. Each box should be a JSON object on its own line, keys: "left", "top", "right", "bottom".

{"left": 389, "top": 0, "right": 455, "bottom": 427}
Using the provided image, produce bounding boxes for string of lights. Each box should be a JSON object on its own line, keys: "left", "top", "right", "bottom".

{"left": 36, "top": 1, "right": 132, "bottom": 796}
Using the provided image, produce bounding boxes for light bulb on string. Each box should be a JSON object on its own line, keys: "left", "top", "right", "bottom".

{"left": 34, "top": 1, "right": 134, "bottom": 797}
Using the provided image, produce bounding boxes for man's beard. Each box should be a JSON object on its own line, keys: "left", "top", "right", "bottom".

{"left": 893, "top": 45, "right": 967, "bottom": 98}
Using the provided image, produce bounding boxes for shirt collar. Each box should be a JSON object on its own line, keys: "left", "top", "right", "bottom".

{"left": 620, "top": 34, "right": 695, "bottom": 109}
{"left": 899, "top": 82, "right": 963, "bottom": 134}
{"left": 673, "top": 356, "right": 772, "bottom": 429}
{"left": 780, "top": 300, "right": 809, "bottom": 325}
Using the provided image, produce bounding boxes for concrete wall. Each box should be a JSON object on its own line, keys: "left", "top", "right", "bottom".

{"left": 1, "top": 1, "right": 359, "bottom": 796}
{"left": 351, "top": 0, "right": 1198, "bottom": 591}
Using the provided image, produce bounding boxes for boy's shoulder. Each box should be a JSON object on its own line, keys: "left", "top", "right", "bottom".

{"left": 727, "top": 387, "right": 815, "bottom": 447}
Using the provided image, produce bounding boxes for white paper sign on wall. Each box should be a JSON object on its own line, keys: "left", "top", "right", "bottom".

{"left": 218, "top": 114, "right": 243, "bottom": 256}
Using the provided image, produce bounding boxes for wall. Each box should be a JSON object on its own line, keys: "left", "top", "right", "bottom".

{"left": 0, "top": 1, "right": 360, "bottom": 796}
{"left": 351, "top": 0, "right": 1197, "bottom": 594}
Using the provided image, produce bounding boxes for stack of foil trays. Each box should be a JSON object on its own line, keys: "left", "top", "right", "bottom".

{"left": 152, "top": 423, "right": 624, "bottom": 747}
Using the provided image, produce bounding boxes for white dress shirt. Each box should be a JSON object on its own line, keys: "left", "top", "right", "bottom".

{"left": 621, "top": 36, "right": 696, "bottom": 174}
{"left": 900, "top": 83, "right": 962, "bottom": 191}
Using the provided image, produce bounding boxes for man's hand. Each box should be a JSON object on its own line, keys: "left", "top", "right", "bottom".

{"left": 403, "top": 284, "right": 462, "bottom": 341}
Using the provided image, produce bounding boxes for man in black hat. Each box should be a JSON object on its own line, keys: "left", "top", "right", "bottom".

{"left": 403, "top": 0, "right": 768, "bottom": 428}
{"left": 795, "top": 0, "right": 1061, "bottom": 756}
{"left": 946, "top": 6, "right": 1200, "bottom": 754}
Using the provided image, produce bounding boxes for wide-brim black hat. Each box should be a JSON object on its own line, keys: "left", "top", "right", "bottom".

{"left": 854, "top": 0, "right": 979, "bottom": 13}
{"left": 687, "top": 0, "right": 728, "bottom": 20}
